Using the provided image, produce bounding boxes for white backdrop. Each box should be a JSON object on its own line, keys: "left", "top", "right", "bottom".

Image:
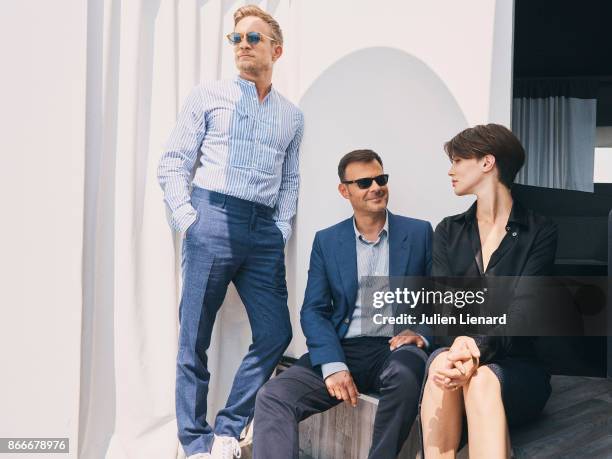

{"left": 0, "top": 1, "right": 86, "bottom": 459}
{"left": 0, "top": 1, "right": 513, "bottom": 458}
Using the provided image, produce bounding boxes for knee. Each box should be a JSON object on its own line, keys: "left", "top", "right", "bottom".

{"left": 256, "top": 327, "right": 292, "bottom": 353}
{"left": 255, "top": 378, "right": 294, "bottom": 417}
{"left": 382, "top": 351, "right": 426, "bottom": 391}
{"left": 463, "top": 366, "right": 501, "bottom": 408}
{"left": 273, "top": 327, "right": 292, "bottom": 352}
{"left": 427, "top": 351, "right": 450, "bottom": 379}
{"left": 422, "top": 352, "right": 451, "bottom": 400}
{"left": 255, "top": 378, "right": 284, "bottom": 409}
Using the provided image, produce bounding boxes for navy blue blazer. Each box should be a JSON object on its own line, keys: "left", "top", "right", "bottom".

{"left": 300, "top": 211, "right": 434, "bottom": 368}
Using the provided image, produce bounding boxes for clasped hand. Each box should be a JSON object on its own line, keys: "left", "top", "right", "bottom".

{"left": 433, "top": 336, "right": 480, "bottom": 391}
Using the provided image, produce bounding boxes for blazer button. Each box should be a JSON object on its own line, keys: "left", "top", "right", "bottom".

{"left": 344, "top": 318, "right": 350, "bottom": 324}
{"left": 512, "top": 231, "right": 518, "bottom": 237}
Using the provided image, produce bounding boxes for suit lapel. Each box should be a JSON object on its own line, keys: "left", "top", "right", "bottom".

{"left": 336, "top": 219, "right": 358, "bottom": 307}
{"left": 388, "top": 211, "right": 412, "bottom": 277}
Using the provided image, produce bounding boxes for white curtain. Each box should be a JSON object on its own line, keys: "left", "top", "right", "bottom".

{"left": 80, "top": 1, "right": 300, "bottom": 458}
{"left": 512, "top": 79, "right": 598, "bottom": 192}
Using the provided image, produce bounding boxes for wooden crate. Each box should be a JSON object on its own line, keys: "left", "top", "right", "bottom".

{"left": 298, "top": 393, "right": 420, "bottom": 459}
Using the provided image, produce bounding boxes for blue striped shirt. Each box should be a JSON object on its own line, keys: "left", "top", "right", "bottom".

{"left": 345, "top": 214, "right": 391, "bottom": 339}
{"left": 157, "top": 76, "right": 304, "bottom": 241}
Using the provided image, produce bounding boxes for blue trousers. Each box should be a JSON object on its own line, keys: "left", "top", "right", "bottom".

{"left": 176, "top": 187, "right": 292, "bottom": 455}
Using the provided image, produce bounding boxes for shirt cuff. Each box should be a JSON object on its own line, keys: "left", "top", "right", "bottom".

{"left": 417, "top": 334, "right": 430, "bottom": 349}
{"left": 320, "top": 362, "right": 349, "bottom": 380}
{"left": 171, "top": 203, "right": 197, "bottom": 233}
{"left": 275, "top": 221, "right": 291, "bottom": 244}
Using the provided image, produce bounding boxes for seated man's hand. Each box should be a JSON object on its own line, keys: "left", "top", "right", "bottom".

{"left": 324, "top": 370, "right": 359, "bottom": 407}
{"left": 388, "top": 329, "right": 425, "bottom": 350}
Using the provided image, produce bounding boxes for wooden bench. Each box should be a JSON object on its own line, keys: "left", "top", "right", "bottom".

{"left": 297, "top": 375, "right": 612, "bottom": 459}
{"left": 239, "top": 361, "right": 612, "bottom": 458}
{"left": 299, "top": 392, "right": 419, "bottom": 459}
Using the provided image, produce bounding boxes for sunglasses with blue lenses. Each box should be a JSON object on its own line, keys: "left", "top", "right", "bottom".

{"left": 226, "top": 31, "right": 276, "bottom": 46}
{"left": 342, "top": 174, "right": 389, "bottom": 189}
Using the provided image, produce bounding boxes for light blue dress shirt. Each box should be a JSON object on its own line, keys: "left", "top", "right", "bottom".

{"left": 158, "top": 76, "right": 304, "bottom": 241}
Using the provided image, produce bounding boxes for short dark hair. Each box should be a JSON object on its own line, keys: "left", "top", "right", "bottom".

{"left": 444, "top": 124, "right": 525, "bottom": 188}
{"left": 337, "top": 149, "right": 383, "bottom": 181}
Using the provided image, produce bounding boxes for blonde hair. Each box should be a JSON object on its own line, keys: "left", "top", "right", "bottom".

{"left": 233, "top": 5, "right": 283, "bottom": 46}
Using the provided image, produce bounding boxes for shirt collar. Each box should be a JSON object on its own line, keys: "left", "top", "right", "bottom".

{"left": 451, "top": 199, "right": 529, "bottom": 228}
{"left": 236, "top": 74, "right": 255, "bottom": 86}
{"left": 353, "top": 210, "right": 389, "bottom": 244}
{"left": 235, "top": 75, "right": 274, "bottom": 97}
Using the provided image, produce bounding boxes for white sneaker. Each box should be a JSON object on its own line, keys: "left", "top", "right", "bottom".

{"left": 187, "top": 454, "right": 211, "bottom": 459}
{"left": 211, "top": 435, "right": 241, "bottom": 459}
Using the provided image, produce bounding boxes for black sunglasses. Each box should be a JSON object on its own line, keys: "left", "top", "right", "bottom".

{"left": 342, "top": 174, "right": 389, "bottom": 189}
{"left": 226, "top": 31, "right": 276, "bottom": 46}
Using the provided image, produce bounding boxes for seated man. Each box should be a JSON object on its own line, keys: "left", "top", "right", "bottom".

{"left": 252, "top": 149, "right": 433, "bottom": 459}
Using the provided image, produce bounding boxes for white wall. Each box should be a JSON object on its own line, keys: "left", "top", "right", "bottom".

{"left": 0, "top": 1, "right": 87, "bottom": 457}
{"left": 286, "top": 0, "right": 515, "bottom": 356}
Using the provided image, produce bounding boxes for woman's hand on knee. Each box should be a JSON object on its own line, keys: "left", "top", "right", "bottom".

{"left": 434, "top": 354, "right": 477, "bottom": 390}
{"left": 449, "top": 336, "right": 480, "bottom": 361}
{"left": 433, "top": 337, "right": 480, "bottom": 391}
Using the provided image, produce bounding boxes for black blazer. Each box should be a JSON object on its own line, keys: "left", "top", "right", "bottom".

{"left": 433, "top": 199, "right": 558, "bottom": 362}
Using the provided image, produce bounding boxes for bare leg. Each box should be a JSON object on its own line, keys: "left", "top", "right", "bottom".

{"left": 421, "top": 351, "right": 464, "bottom": 458}
{"left": 463, "top": 365, "right": 509, "bottom": 459}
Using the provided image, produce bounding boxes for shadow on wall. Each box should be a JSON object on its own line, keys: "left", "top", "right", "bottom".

{"left": 287, "top": 47, "right": 472, "bottom": 356}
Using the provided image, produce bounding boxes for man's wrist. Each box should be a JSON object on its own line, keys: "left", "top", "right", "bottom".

{"left": 275, "top": 221, "right": 291, "bottom": 244}
{"left": 417, "top": 334, "right": 430, "bottom": 349}
{"left": 172, "top": 203, "right": 197, "bottom": 232}
{"left": 321, "top": 362, "right": 349, "bottom": 380}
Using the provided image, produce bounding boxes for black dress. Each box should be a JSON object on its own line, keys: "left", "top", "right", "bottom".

{"left": 426, "top": 199, "right": 557, "bottom": 427}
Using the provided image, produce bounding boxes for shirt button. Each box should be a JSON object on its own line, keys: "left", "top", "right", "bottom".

{"left": 344, "top": 318, "right": 350, "bottom": 324}
{"left": 512, "top": 231, "right": 518, "bottom": 237}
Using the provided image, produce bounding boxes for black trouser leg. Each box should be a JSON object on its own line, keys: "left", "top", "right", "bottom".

{"left": 368, "top": 344, "right": 427, "bottom": 459}
{"left": 252, "top": 354, "right": 339, "bottom": 459}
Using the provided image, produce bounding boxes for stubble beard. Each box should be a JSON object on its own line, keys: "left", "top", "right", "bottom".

{"left": 237, "top": 58, "right": 270, "bottom": 78}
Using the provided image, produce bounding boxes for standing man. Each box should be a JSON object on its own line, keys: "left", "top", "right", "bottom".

{"left": 157, "top": 5, "right": 304, "bottom": 459}
{"left": 253, "top": 150, "right": 433, "bottom": 459}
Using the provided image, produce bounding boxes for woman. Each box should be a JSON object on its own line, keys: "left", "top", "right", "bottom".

{"left": 420, "top": 124, "right": 557, "bottom": 458}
